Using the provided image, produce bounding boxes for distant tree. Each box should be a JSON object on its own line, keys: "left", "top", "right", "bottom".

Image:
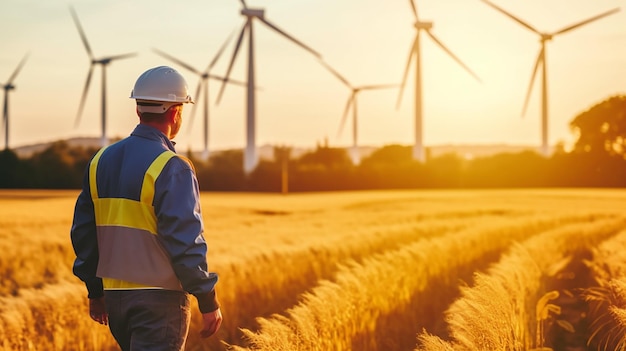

{"left": 248, "top": 160, "right": 281, "bottom": 192}
{"left": 295, "top": 145, "right": 352, "bottom": 169}
{"left": 27, "top": 141, "right": 83, "bottom": 188}
{"left": 464, "top": 151, "right": 548, "bottom": 187}
{"left": 359, "top": 145, "right": 426, "bottom": 189}
{"left": 292, "top": 145, "right": 354, "bottom": 191}
{"left": 361, "top": 144, "right": 413, "bottom": 166}
{"left": 197, "top": 150, "right": 246, "bottom": 191}
{"left": 0, "top": 149, "right": 21, "bottom": 188}
{"left": 424, "top": 153, "right": 465, "bottom": 188}
{"left": 570, "top": 95, "right": 626, "bottom": 157}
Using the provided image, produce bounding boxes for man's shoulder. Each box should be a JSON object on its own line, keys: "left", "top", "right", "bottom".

{"left": 162, "top": 153, "right": 196, "bottom": 174}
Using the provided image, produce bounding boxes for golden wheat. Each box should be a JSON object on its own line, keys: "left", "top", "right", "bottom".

{"left": 2, "top": 189, "right": 626, "bottom": 350}
{"left": 417, "top": 216, "right": 626, "bottom": 351}
{"left": 234, "top": 214, "right": 602, "bottom": 351}
{"left": 585, "top": 229, "right": 626, "bottom": 350}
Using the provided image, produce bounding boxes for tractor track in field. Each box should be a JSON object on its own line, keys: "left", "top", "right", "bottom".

{"left": 544, "top": 249, "right": 597, "bottom": 351}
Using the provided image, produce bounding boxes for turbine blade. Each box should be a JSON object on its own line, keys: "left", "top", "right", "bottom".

{"left": 208, "top": 74, "right": 247, "bottom": 87}
{"left": 480, "top": 0, "right": 540, "bottom": 34}
{"left": 338, "top": 94, "right": 355, "bottom": 138}
{"left": 153, "top": 48, "right": 201, "bottom": 75}
{"left": 187, "top": 79, "right": 203, "bottom": 134}
{"left": 75, "top": 65, "right": 94, "bottom": 128}
{"left": 426, "top": 31, "right": 481, "bottom": 82}
{"left": 240, "top": 0, "right": 247, "bottom": 9}
{"left": 257, "top": 17, "right": 322, "bottom": 59}
{"left": 553, "top": 8, "right": 620, "bottom": 36}
{"left": 216, "top": 21, "right": 248, "bottom": 105}
{"left": 409, "top": 0, "right": 418, "bottom": 19}
{"left": 106, "top": 53, "right": 137, "bottom": 62}
{"left": 360, "top": 84, "right": 399, "bottom": 91}
{"left": 318, "top": 59, "right": 351, "bottom": 88}
{"left": 69, "top": 5, "right": 94, "bottom": 60}
{"left": 6, "top": 53, "right": 29, "bottom": 85}
{"left": 397, "top": 36, "right": 418, "bottom": 109}
{"left": 207, "top": 28, "right": 238, "bottom": 71}
{"left": 522, "top": 47, "right": 544, "bottom": 117}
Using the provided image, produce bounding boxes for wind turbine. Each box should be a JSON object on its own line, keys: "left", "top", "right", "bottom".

{"left": 1, "top": 54, "right": 28, "bottom": 151}
{"left": 319, "top": 60, "right": 398, "bottom": 165}
{"left": 70, "top": 6, "right": 136, "bottom": 148}
{"left": 398, "top": 0, "right": 480, "bottom": 163}
{"left": 153, "top": 32, "right": 246, "bottom": 160}
{"left": 217, "top": 0, "right": 322, "bottom": 174}
{"left": 481, "top": 0, "right": 620, "bottom": 157}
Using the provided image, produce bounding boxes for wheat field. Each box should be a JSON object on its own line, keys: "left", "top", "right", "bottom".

{"left": 1, "top": 189, "right": 625, "bottom": 351}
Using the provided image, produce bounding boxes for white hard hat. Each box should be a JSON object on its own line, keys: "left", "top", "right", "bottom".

{"left": 130, "top": 66, "right": 194, "bottom": 113}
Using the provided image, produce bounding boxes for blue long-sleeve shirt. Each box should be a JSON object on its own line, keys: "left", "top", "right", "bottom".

{"left": 70, "top": 124, "right": 219, "bottom": 312}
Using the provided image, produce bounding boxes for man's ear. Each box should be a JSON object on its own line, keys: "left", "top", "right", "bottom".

{"left": 166, "top": 107, "right": 177, "bottom": 123}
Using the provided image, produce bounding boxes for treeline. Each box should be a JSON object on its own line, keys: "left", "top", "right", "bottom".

{"left": 1, "top": 141, "right": 625, "bottom": 191}
{"left": 2, "top": 94, "right": 625, "bottom": 191}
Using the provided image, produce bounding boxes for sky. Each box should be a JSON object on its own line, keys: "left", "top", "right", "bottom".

{"left": 1, "top": 0, "right": 625, "bottom": 154}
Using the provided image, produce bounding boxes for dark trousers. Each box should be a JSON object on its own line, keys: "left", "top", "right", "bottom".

{"left": 104, "top": 289, "right": 191, "bottom": 351}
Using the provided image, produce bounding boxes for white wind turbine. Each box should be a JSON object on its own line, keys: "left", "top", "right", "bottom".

{"left": 398, "top": 0, "right": 480, "bottom": 163}
{"left": 319, "top": 60, "right": 398, "bottom": 165}
{"left": 217, "top": 0, "right": 322, "bottom": 174}
{"left": 70, "top": 6, "right": 136, "bottom": 148}
{"left": 481, "top": 0, "right": 620, "bottom": 157}
{"left": 153, "top": 32, "right": 246, "bottom": 160}
{"left": 1, "top": 54, "right": 28, "bottom": 151}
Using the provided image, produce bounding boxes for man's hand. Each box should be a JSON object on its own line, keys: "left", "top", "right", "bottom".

{"left": 200, "top": 308, "right": 222, "bottom": 338}
{"left": 89, "top": 297, "right": 108, "bottom": 325}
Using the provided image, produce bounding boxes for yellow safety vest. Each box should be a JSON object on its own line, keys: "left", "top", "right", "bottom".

{"left": 89, "top": 147, "right": 183, "bottom": 291}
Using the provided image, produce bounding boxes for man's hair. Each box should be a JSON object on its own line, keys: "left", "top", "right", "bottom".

{"left": 138, "top": 103, "right": 181, "bottom": 123}
{"left": 139, "top": 111, "right": 168, "bottom": 123}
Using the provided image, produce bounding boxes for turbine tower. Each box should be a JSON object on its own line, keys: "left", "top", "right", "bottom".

{"left": 153, "top": 32, "right": 246, "bottom": 160}
{"left": 70, "top": 6, "right": 136, "bottom": 148}
{"left": 481, "top": 0, "right": 620, "bottom": 157}
{"left": 1, "top": 54, "right": 28, "bottom": 151}
{"left": 217, "top": 0, "right": 322, "bottom": 174}
{"left": 319, "top": 60, "right": 397, "bottom": 165}
{"left": 398, "top": 0, "right": 480, "bottom": 162}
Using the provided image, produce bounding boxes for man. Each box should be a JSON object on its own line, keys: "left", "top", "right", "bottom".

{"left": 70, "top": 65, "right": 222, "bottom": 351}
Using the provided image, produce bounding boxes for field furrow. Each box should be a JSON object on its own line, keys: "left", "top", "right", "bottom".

{"left": 417, "top": 216, "right": 626, "bottom": 351}
{"left": 582, "top": 228, "right": 626, "bottom": 350}
{"left": 229, "top": 214, "right": 609, "bottom": 351}
{"left": 208, "top": 213, "right": 537, "bottom": 345}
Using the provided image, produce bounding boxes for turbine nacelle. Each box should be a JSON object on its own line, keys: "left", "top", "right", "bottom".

{"left": 541, "top": 33, "right": 553, "bottom": 42}
{"left": 241, "top": 8, "right": 265, "bottom": 19}
{"left": 3, "top": 84, "right": 16, "bottom": 91}
{"left": 415, "top": 21, "right": 433, "bottom": 30}
{"left": 220, "top": 3, "right": 322, "bottom": 173}
{"left": 91, "top": 58, "right": 112, "bottom": 65}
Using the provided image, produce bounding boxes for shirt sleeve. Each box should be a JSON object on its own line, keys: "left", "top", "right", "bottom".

{"left": 154, "top": 157, "right": 219, "bottom": 312}
{"left": 70, "top": 166, "right": 104, "bottom": 299}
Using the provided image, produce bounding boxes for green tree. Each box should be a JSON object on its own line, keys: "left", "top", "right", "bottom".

{"left": 197, "top": 150, "right": 245, "bottom": 191}
{"left": 27, "top": 141, "right": 83, "bottom": 188}
{"left": 570, "top": 95, "right": 626, "bottom": 156}
{"left": 292, "top": 145, "right": 354, "bottom": 191}
{"left": 0, "top": 149, "right": 21, "bottom": 188}
{"left": 359, "top": 145, "right": 426, "bottom": 189}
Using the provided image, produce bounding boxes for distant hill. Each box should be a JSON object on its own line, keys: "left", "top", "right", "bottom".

{"left": 13, "top": 137, "right": 105, "bottom": 158}
{"left": 11, "top": 137, "right": 543, "bottom": 161}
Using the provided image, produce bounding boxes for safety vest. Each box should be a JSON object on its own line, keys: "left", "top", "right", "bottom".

{"left": 89, "top": 147, "right": 183, "bottom": 291}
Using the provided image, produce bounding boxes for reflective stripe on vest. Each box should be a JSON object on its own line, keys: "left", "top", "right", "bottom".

{"left": 89, "top": 147, "right": 183, "bottom": 291}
